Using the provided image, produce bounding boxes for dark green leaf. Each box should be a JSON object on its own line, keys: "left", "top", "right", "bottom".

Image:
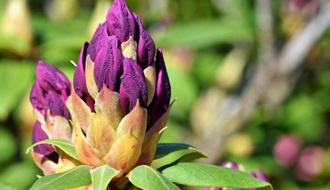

{"left": 161, "top": 163, "right": 272, "bottom": 190}
{"left": 90, "top": 165, "right": 119, "bottom": 190}
{"left": 155, "top": 143, "right": 206, "bottom": 159}
{"left": 29, "top": 165, "right": 91, "bottom": 190}
{"left": 129, "top": 165, "right": 180, "bottom": 190}
{"left": 27, "top": 139, "right": 77, "bottom": 160}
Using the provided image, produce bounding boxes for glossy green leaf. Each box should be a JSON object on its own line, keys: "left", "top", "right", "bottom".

{"left": 26, "top": 139, "right": 77, "bottom": 160}
{"left": 129, "top": 165, "right": 180, "bottom": 190}
{"left": 161, "top": 163, "right": 272, "bottom": 190}
{"left": 158, "top": 152, "right": 207, "bottom": 172}
{"left": 90, "top": 165, "right": 119, "bottom": 190}
{"left": 155, "top": 143, "right": 206, "bottom": 159}
{"left": 29, "top": 165, "right": 91, "bottom": 190}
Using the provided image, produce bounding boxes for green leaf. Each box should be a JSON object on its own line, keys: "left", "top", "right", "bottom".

{"left": 161, "top": 163, "right": 272, "bottom": 190}
{"left": 129, "top": 165, "right": 180, "bottom": 190}
{"left": 158, "top": 152, "right": 207, "bottom": 172}
{"left": 29, "top": 165, "right": 91, "bottom": 190}
{"left": 155, "top": 143, "right": 206, "bottom": 159}
{"left": 26, "top": 139, "right": 77, "bottom": 160}
{"left": 90, "top": 165, "right": 119, "bottom": 190}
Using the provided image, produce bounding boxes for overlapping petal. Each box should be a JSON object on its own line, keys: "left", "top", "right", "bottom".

{"left": 119, "top": 58, "right": 148, "bottom": 114}
{"left": 148, "top": 48, "right": 171, "bottom": 128}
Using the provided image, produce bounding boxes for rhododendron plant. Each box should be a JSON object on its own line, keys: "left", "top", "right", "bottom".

{"left": 27, "top": 0, "right": 272, "bottom": 189}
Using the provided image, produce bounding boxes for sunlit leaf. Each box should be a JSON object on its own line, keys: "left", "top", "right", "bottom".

{"left": 155, "top": 143, "right": 206, "bottom": 159}
{"left": 27, "top": 139, "right": 77, "bottom": 160}
{"left": 161, "top": 163, "right": 272, "bottom": 190}
{"left": 129, "top": 165, "right": 180, "bottom": 190}
{"left": 90, "top": 165, "right": 119, "bottom": 190}
{"left": 29, "top": 165, "right": 91, "bottom": 190}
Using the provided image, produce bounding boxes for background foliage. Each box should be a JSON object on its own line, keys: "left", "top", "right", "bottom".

{"left": 0, "top": 0, "right": 329, "bottom": 189}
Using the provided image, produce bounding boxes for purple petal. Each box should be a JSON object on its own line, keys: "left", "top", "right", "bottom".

{"left": 87, "top": 23, "right": 108, "bottom": 62}
{"left": 94, "top": 36, "right": 124, "bottom": 92}
{"left": 147, "top": 48, "right": 171, "bottom": 128}
{"left": 30, "top": 82, "right": 46, "bottom": 115}
{"left": 32, "top": 122, "right": 59, "bottom": 163}
{"left": 134, "top": 13, "right": 155, "bottom": 69}
{"left": 106, "top": 0, "right": 137, "bottom": 43}
{"left": 119, "top": 58, "right": 148, "bottom": 114}
{"left": 45, "top": 90, "right": 70, "bottom": 119}
{"left": 36, "top": 60, "right": 71, "bottom": 100}
{"left": 74, "top": 42, "right": 95, "bottom": 111}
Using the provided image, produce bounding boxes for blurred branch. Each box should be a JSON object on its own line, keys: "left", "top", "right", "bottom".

{"left": 278, "top": 0, "right": 330, "bottom": 74}
{"left": 255, "top": 0, "right": 276, "bottom": 63}
{"left": 191, "top": 0, "right": 330, "bottom": 163}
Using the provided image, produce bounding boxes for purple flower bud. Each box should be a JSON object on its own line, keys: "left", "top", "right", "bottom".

{"left": 45, "top": 90, "right": 70, "bottom": 118}
{"left": 31, "top": 61, "right": 71, "bottom": 119}
{"left": 32, "top": 122, "right": 59, "bottom": 163}
{"left": 94, "top": 35, "right": 124, "bottom": 92}
{"left": 106, "top": 0, "right": 137, "bottom": 43}
{"left": 134, "top": 13, "right": 155, "bottom": 69}
{"left": 30, "top": 82, "right": 46, "bottom": 115}
{"left": 148, "top": 48, "right": 171, "bottom": 128}
{"left": 36, "top": 60, "right": 71, "bottom": 100}
{"left": 120, "top": 58, "right": 148, "bottom": 114}
{"left": 73, "top": 42, "right": 95, "bottom": 111}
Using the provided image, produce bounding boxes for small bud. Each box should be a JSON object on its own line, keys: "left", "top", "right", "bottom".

{"left": 94, "top": 35, "right": 124, "bottom": 92}
{"left": 73, "top": 42, "right": 95, "bottom": 111}
{"left": 106, "top": 0, "right": 137, "bottom": 43}
{"left": 134, "top": 14, "right": 155, "bottom": 69}
{"left": 36, "top": 60, "right": 71, "bottom": 100}
{"left": 119, "top": 58, "right": 148, "bottom": 114}
{"left": 87, "top": 23, "right": 108, "bottom": 62}
{"left": 148, "top": 48, "right": 171, "bottom": 128}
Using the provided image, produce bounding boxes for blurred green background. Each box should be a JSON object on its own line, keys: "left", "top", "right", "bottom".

{"left": 0, "top": 0, "right": 329, "bottom": 189}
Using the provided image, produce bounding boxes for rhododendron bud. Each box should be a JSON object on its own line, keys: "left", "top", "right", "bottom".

{"left": 30, "top": 0, "right": 171, "bottom": 182}
{"left": 30, "top": 61, "right": 73, "bottom": 175}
